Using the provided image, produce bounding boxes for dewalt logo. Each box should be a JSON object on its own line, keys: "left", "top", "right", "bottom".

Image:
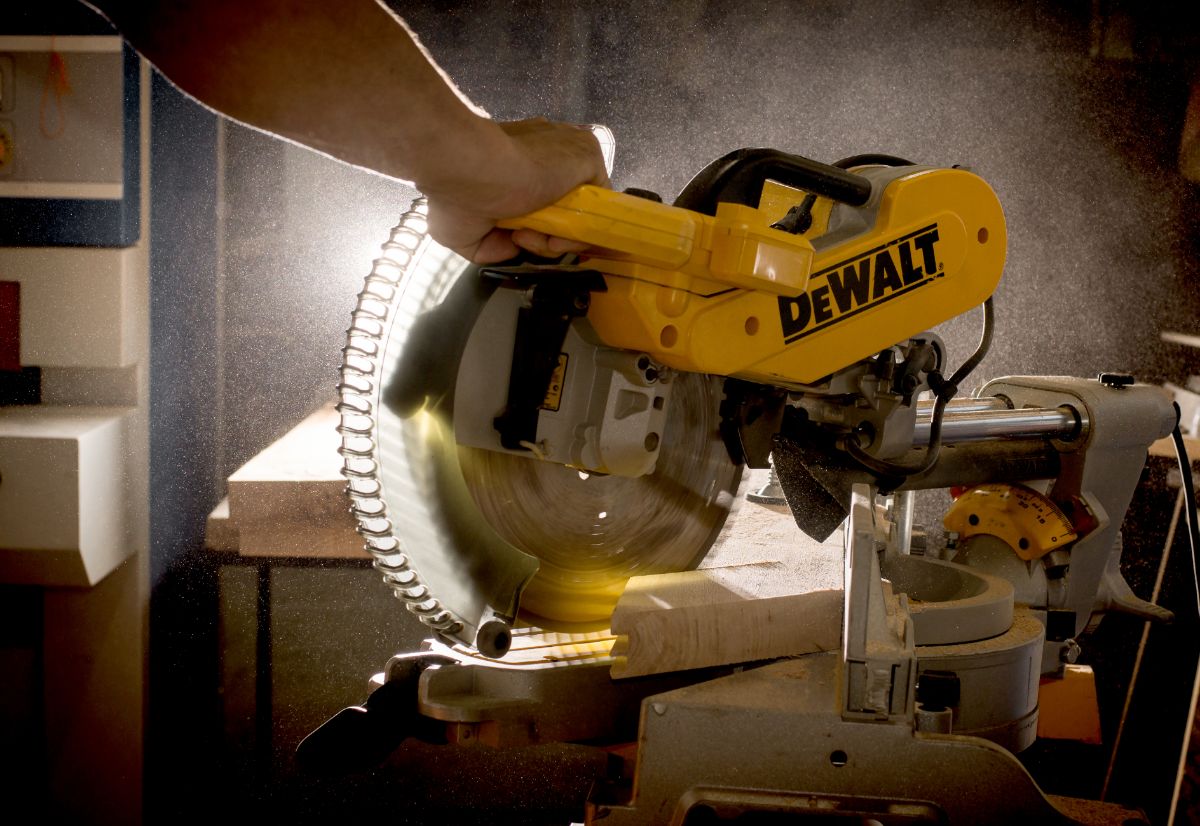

{"left": 778, "top": 225, "right": 941, "bottom": 343}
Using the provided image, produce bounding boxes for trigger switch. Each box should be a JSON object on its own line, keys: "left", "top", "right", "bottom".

{"left": 623, "top": 187, "right": 663, "bottom": 203}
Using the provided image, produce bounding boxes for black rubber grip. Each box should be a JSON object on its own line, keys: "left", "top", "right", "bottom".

{"left": 674, "top": 148, "right": 873, "bottom": 215}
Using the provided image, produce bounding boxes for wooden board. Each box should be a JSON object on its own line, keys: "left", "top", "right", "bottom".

{"left": 1150, "top": 434, "right": 1200, "bottom": 462}
{"left": 608, "top": 471, "right": 847, "bottom": 678}
{"left": 610, "top": 561, "right": 842, "bottom": 679}
{"left": 1162, "top": 331, "right": 1200, "bottom": 350}
{"left": 0, "top": 245, "right": 144, "bottom": 368}
{"left": 204, "top": 497, "right": 239, "bottom": 554}
{"left": 222, "top": 403, "right": 365, "bottom": 558}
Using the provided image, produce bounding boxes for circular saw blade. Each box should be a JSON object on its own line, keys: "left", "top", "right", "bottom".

{"left": 459, "top": 369, "right": 741, "bottom": 626}
{"left": 364, "top": 215, "right": 740, "bottom": 645}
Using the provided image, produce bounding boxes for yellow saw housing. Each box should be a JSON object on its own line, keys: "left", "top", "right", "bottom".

{"left": 499, "top": 166, "right": 1006, "bottom": 387}
{"left": 351, "top": 152, "right": 1010, "bottom": 652}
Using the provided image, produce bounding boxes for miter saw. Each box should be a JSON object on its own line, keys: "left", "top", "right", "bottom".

{"left": 307, "top": 146, "right": 1197, "bottom": 823}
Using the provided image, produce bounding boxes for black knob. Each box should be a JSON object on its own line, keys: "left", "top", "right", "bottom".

{"left": 1098, "top": 372, "right": 1135, "bottom": 388}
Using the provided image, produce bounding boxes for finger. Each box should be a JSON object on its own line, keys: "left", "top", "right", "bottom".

{"left": 468, "top": 228, "right": 521, "bottom": 264}
{"left": 511, "top": 228, "right": 554, "bottom": 257}
{"left": 546, "top": 235, "right": 591, "bottom": 254}
{"left": 511, "top": 228, "right": 590, "bottom": 259}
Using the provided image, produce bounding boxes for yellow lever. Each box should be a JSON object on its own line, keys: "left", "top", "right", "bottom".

{"left": 497, "top": 185, "right": 816, "bottom": 296}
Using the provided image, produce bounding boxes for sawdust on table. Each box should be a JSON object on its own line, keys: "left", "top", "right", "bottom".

{"left": 700, "top": 468, "right": 844, "bottom": 593}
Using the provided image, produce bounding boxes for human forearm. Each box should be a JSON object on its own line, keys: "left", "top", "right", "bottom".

{"left": 85, "top": 0, "right": 511, "bottom": 190}
{"left": 86, "top": 0, "right": 609, "bottom": 262}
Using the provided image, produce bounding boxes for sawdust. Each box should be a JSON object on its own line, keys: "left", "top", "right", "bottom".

{"left": 701, "top": 468, "right": 844, "bottom": 593}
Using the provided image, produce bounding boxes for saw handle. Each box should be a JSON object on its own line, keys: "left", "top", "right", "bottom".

{"left": 496, "top": 186, "right": 699, "bottom": 268}
{"left": 674, "top": 148, "right": 873, "bottom": 215}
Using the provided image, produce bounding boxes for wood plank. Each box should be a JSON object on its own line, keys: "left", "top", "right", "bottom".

{"left": 227, "top": 404, "right": 346, "bottom": 524}
{"left": 223, "top": 404, "right": 365, "bottom": 558}
{"left": 0, "top": 245, "right": 143, "bottom": 368}
{"left": 1149, "top": 434, "right": 1200, "bottom": 462}
{"left": 610, "top": 561, "right": 842, "bottom": 679}
{"left": 1162, "top": 331, "right": 1200, "bottom": 350}
{"left": 609, "top": 470, "right": 845, "bottom": 678}
{"left": 237, "top": 525, "right": 363, "bottom": 559}
{"left": 204, "top": 498, "right": 239, "bottom": 554}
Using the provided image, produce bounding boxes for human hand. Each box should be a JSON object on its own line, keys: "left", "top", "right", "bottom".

{"left": 421, "top": 118, "right": 611, "bottom": 263}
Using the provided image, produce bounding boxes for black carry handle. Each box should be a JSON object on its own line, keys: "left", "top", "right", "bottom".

{"left": 674, "top": 148, "right": 874, "bottom": 215}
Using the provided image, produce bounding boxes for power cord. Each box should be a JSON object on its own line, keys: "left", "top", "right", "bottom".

{"left": 845, "top": 297, "right": 995, "bottom": 486}
{"left": 1170, "top": 408, "right": 1200, "bottom": 617}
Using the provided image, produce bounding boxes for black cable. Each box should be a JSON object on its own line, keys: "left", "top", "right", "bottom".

{"left": 845, "top": 297, "right": 995, "bottom": 483}
{"left": 1169, "top": 409, "right": 1200, "bottom": 618}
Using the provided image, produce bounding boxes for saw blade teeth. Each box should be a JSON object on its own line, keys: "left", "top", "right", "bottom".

{"left": 339, "top": 194, "right": 742, "bottom": 647}
{"left": 382, "top": 569, "right": 417, "bottom": 587}
{"left": 366, "top": 537, "right": 400, "bottom": 555}
{"left": 335, "top": 199, "right": 469, "bottom": 644}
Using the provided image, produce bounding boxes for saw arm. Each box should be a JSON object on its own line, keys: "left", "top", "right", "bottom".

{"left": 341, "top": 148, "right": 1015, "bottom": 654}
{"left": 499, "top": 148, "right": 1006, "bottom": 387}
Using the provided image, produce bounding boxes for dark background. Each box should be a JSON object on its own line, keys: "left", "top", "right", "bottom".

{"left": 7, "top": 0, "right": 1200, "bottom": 823}
{"left": 153, "top": 0, "right": 1200, "bottom": 822}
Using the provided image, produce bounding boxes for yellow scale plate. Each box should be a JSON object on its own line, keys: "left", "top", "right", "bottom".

{"left": 943, "top": 483, "right": 1078, "bottom": 561}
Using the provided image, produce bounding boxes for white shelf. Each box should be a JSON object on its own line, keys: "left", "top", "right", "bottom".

{"left": 0, "top": 405, "right": 135, "bottom": 586}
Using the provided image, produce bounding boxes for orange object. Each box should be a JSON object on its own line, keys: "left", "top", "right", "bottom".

{"left": 40, "top": 47, "right": 72, "bottom": 139}
{"left": 1038, "top": 664, "right": 1102, "bottom": 744}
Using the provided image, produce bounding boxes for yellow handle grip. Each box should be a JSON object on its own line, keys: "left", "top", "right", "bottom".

{"left": 497, "top": 185, "right": 815, "bottom": 295}
{"left": 496, "top": 186, "right": 699, "bottom": 269}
